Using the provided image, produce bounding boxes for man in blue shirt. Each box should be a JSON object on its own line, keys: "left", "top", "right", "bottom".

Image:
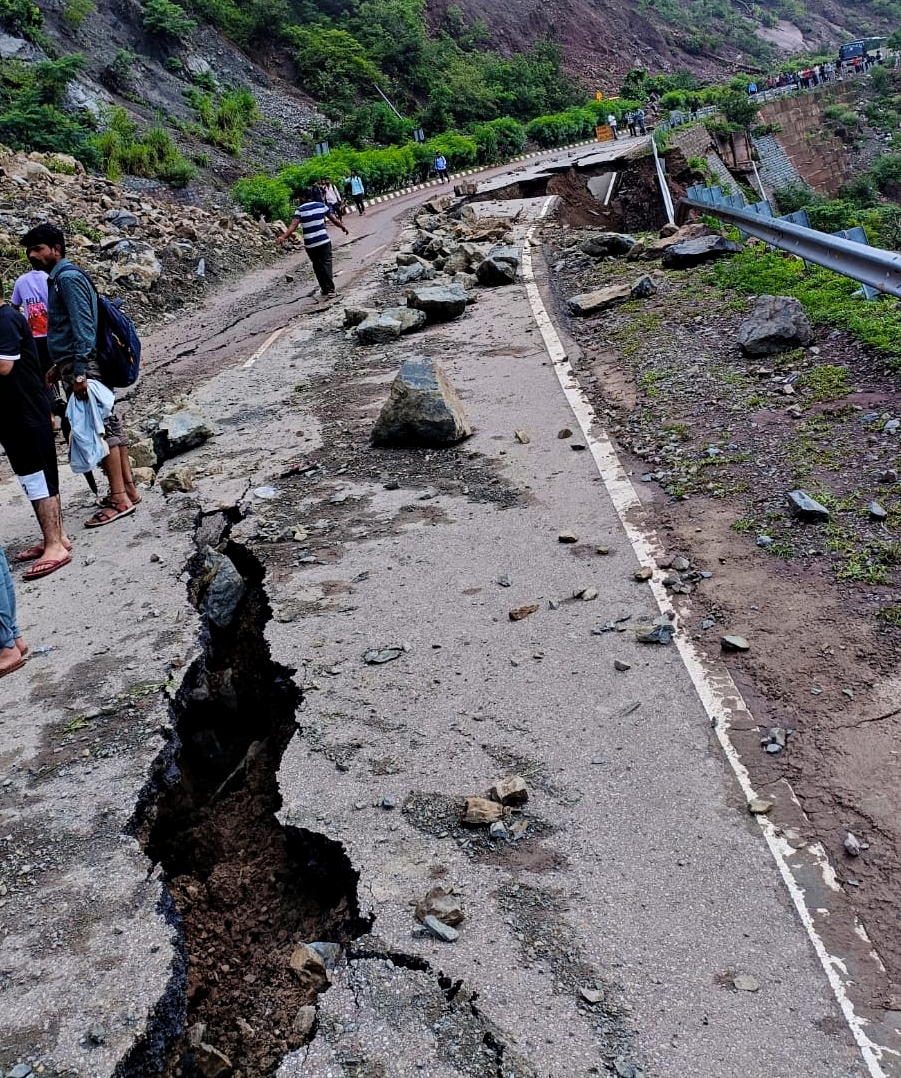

{"left": 346, "top": 171, "right": 366, "bottom": 215}
{"left": 22, "top": 224, "right": 140, "bottom": 528}
{"left": 434, "top": 154, "right": 449, "bottom": 182}
{"left": 276, "top": 188, "right": 349, "bottom": 300}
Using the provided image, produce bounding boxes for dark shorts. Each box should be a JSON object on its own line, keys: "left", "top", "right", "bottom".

{"left": 1, "top": 423, "right": 59, "bottom": 499}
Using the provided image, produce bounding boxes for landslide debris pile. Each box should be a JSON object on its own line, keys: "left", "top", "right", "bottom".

{"left": 0, "top": 146, "right": 280, "bottom": 324}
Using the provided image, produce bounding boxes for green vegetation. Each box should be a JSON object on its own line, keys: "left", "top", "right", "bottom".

{"left": 142, "top": 0, "right": 196, "bottom": 39}
{"left": 877, "top": 603, "right": 901, "bottom": 627}
{"left": 0, "top": 0, "right": 42, "bottom": 39}
{"left": 91, "top": 106, "right": 196, "bottom": 185}
{"left": 62, "top": 0, "right": 95, "bottom": 28}
{"left": 0, "top": 55, "right": 101, "bottom": 166}
{"left": 714, "top": 245, "right": 901, "bottom": 364}
{"left": 797, "top": 364, "right": 851, "bottom": 402}
{"left": 186, "top": 85, "right": 258, "bottom": 154}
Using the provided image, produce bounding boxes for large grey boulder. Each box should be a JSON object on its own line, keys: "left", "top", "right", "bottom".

{"left": 737, "top": 295, "right": 813, "bottom": 355}
{"left": 372, "top": 356, "right": 471, "bottom": 446}
{"left": 396, "top": 261, "right": 435, "bottom": 286}
{"left": 0, "top": 33, "right": 40, "bottom": 60}
{"left": 356, "top": 307, "right": 426, "bottom": 344}
{"left": 568, "top": 275, "right": 656, "bottom": 316}
{"left": 662, "top": 235, "right": 742, "bottom": 268}
{"left": 201, "top": 547, "right": 246, "bottom": 629}
{"left": 405, "top": 284, "right": 468, "bottom": 322}
{"left": 581, "top": 233, "right": 638, "bottom": 258}
{"left": 108, "top": 239, "right": 162, "bottom": 288}
{"left": 476, "top": 257, "right": 516, "bottom": 286}
{"left": 153, "top": 410, "right": 215, "bottom": 461}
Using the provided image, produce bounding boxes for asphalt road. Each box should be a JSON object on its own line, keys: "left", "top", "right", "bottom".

{"left": 0, "top": 142, "right": 896, "bottom": 1078}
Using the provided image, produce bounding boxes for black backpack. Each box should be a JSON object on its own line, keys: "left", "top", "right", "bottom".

{"left": 55, "top": 266, "right": 142, "bottom": 388}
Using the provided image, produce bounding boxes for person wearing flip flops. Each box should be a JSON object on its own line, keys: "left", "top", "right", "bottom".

{"left": 22, "top": 225, "right": 140, "bottom": 529}
{"left": 0, "top": 546, "right": 28, "bottom": 678}
{"left": 0, "top": 285, "right": 73, "bottom": 581}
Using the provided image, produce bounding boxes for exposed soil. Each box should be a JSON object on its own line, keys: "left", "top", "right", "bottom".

{"left": 134, "top": 538, "right": 368, "bottom": 1078}
{"left": 542, "top": 218, "right": 901, "bottom": 1001}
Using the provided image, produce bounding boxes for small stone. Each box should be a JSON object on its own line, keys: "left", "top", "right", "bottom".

{"left": 884, "top": 995, "right": 901, "bottom": 1012}
{"left": 786, "top": 490, "right": 830, "bottom": 523}
{"left": 509, "top": 604, "right": 539, "bottom": 621}
{"left": 579, "top": 986, "right": 604, "bottom": 1005}
{"left": 869, "top": 501, "right": 888, "bottom": 521}
{"left": 463, "top": 797, "right": 505, "bottom": 825}
{"left": 765, "top": 743, "right": 783, "bottom": 755}
{"left": 844, "top": 832, "right": 862, "bottom": 857}
{"left": 748, "top": 799, "right": 772, "bottom": 815}
{"left": 635, "top": 622, "right": 674, "bottom": 645}
{"left": 289, "top": 944, "right": 329, "bottom": 992}
{"left": 755, "top": 534, "right": 773, "bottom": 548}
{"left": 195, "top": 1043, "right": 233, "bottom": 1078}
{"left": 558, "top": 531, "right": 579, "bottom": 543}
{"left": 558, "top": 428, "right": 573, "bottom": 439}
{"left": 381, "top": 797, "right": 397, "bottom": 809}
{"left": 633, "top": 567, "right": 653, "bottom": 581}
{"left": 514, "top": 429, "right": 530, "bottom": 444}
{"left": 292, "top": 1005, "right": 316, "bottom": 1036}
{"left": 488, "top": 821, "right": 509, "bottom": 839}
{"left": 488, "top": 774, "right": 529, "bottom": 805}
{"left": 88, "top": 1025, "right": 106, "bottom": 1045}
{"left": 721, "top": 634, "right": 750, "bottom": 651}
{"left": 422, "top": 914, "right": 459, "bottom": 942}
{"left": 187, "top": 1023, "right": 206, "bottom": 1048}
{"left": 613, "top": 659, "right": 631, "bottom": 672}
{"left": 364, "top": 646, "right": 405, "bottom": 664}
{"left": 880, "top": 469, "right": 898, "bottom": 484}
{"left": 671, "top": 556, "right": 690, "bottom": 571}
{"left": 733, "top": 974, "right": 759, "bottom": 992}
{"left": 579, "top": 586, "right": 598, "bottom": 601}
{"left": 415, "top": 886, "right": 465, "bottom": 926}
{"left": 496, "top": 574, "right": 512, "bottom": 587}
{"left": 7, "top": 1066, "right": 33, "bottom": 1078}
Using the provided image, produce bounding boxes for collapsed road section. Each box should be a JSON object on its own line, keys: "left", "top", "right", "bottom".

{"left": 1, "top": 145, "right": 897, "bottom": 1078}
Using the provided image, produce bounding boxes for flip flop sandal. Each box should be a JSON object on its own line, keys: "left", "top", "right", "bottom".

{"left": 13, "top": 546, "right": 44, "bottom": 563}
{"left": 0, "top": 658, "right": 25, "bottom": 679}
{"left": 85, "top": 503, "right": 136, "bottom": 529}
{"left": 23, "top": 555, "right": 72, "bottom": 581}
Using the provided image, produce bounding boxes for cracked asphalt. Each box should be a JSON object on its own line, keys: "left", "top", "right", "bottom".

{"left": 0, "top": 145, "right": 894, "bottom": 1078}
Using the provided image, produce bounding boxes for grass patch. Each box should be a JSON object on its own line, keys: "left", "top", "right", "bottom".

{"left": 877, "top": 603, "right": 901, "bottom": 627}
{"left": 714, "top": 247, "right": 901, "bottom": 366}
{"left": 798, "top": 364, "right": 851, "bottom": 402}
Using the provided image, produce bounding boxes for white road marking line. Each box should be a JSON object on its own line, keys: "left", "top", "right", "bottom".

{"left": 521, "top": 194, "right": 891, "bottom": 1078}
{"left": 242, "top": 326, "right": 289, "bottom": 369}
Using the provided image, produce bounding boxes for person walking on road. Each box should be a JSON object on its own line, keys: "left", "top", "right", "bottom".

{"left": 625, "top": 111, "right": 637, "bottom": 137}
{"left": 276, "top": 188, "right": 349, "bottom": 302}
{"left": 0, "top": 544, "right": 27, "bottom": 678}
{"left": 636, "top": 107, "right": 647, "bottom": 135}
{"left": 0, "top": 286, "right": 72, "bottom": 580}
{"left": 608, "top": 113, "right": 619, "bottom": 139}
{"left": 322, "top": 179, "right": 344, "bottom": 219}
{"left": 346, "top": 171, "right": 366, "bottom": 214}
{"left": 22, "top": 224, "right": 140, "bottom": 528}
{"left": 434, "top": 153, "right": 449, "bottom": 182}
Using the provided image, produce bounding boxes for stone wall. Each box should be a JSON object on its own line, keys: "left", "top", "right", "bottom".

{"left": 757, "top": 85, "right": 859, "bottom": 195}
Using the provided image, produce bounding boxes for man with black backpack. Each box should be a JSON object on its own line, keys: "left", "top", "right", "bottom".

{"left": 21, "top": 225, "right": 140, "bottom": 528}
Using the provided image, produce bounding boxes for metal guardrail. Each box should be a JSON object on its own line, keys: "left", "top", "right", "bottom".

{"left": 681, "top": 196, "right": 901, "bottom": 298}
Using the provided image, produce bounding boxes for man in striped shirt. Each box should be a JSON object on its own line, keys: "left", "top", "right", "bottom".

{"left": 276, "top": 188, "right": 349, "bottom": 300}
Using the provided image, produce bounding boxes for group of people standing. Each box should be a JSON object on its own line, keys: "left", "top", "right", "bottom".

{"left": 1, "top": 224, "right": 138, "bottom": 679}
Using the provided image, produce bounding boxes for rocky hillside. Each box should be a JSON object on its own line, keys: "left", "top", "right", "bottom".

{"left": 0, "top": 146, "right": 279, "bottom": 325}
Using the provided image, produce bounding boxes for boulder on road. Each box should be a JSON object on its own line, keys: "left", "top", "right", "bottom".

{"left": 568, "top": 275, "right": 656, "bottom": 316}
{"left": 662, "top": 235, "right": 742, "bottom": 268}
{"left": 356, "top": 307, "right": 426, "bottom": 344}
{"left": 581, "top": 233, "right": 638, "bottom": 258}
{"left": 405, "top": 284, "right": 468, "bottom": 322}
{"left": 476, "top": 255, "right": 517, "bottom": 286}
{"left": 396, "top": 261, "right": 435, "bottom": 286}
{"left": 737, "top": 295, "right": 813, "bottom": 355}
{"left": 344, "top": 306, "right": 378, "bottom": 327}
{"left": 153, "top": 410, "right": 215, "bottom": 461}
{"left": 371, "top": 356, "right": 471, "bottom": 446}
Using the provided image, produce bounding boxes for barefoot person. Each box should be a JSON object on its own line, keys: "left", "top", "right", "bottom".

{"left": 276, "top": 188, "right": 349, "bottom": 301}
{"left": 0, "top": 544, "right": 27, "bottom": 678}
{"left": 0, "top": 286, "right": 72, "bottom": 580}
{"left": 21, "top": 224, "right": 140, "bottom": 527}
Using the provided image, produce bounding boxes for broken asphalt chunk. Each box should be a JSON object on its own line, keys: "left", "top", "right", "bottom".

{"left": 634, "top": 621, "right": 674, "bottom": 645}
{"left": 363, "top": 643, "right": 410, "bottom": 664}
{"left": 422, "top": 914, "right": 459, "bottom": 942}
